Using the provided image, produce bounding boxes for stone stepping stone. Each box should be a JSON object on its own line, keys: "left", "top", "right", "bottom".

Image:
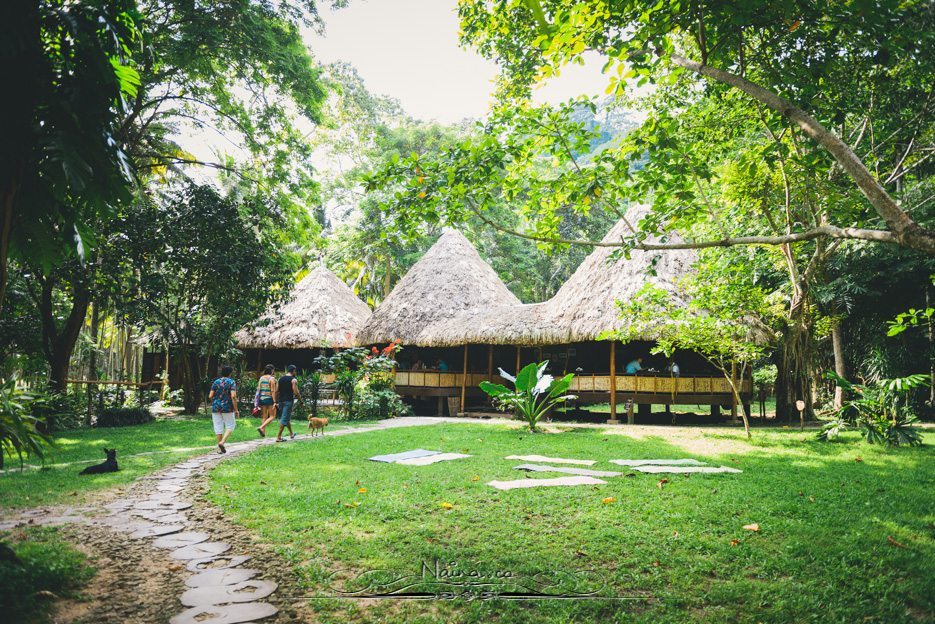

{"left": 158, "top": 479, "right": 189, "bottom": 487}
{"left": 153, "top": 531, "right": 209, "bottom": 549}
{"left": 186, "top": 555, "right": 251, "bottom": 573}
{"left": 179, "top": 579, "right": 277, "bottom": 607}
{"left": 629, "top": 465, "right": 742, "bottom": 474}
{"left": 396, "top": 452, "right": 471, "bottom": 466}
{"left": 169, "top": 602, "right": 277, "bottom": 624}
{"left": 131, "top": 508, "right": 175, "bottom": 519}
{"left": 488, "top": 476, "right": 607, "bottom": 490}
{"left": 0, "top": 520, "right": 20, "bottom": 531}
{"left": 98, "top": 517, "right": 153, "bottom": 532}
{"left": 157, "top": 484, "right": 185, "bottom": 493}
{"left": 513, "top": 463, "right": 623, "bottom": 478}
{"left": 134, "top": 500, "right": 192, "bottom": 511}
{"left": 129, "top": 523, "right": 184, "bottom": 539}
{"left": 185, "top": 568, "right": 259, "bottom": 588}
{"left": 369, "top": 449, "right": 440, "bottom": 463}
{"left": 148, "top": 492, "right": 181, "bottom": 500}
{"left": 505, "top": 454, "right": 596, "bottom": 466}
{"left": 151, "top": 512, "right": 188, "bottom": 524}
{"left": 609, "top": 458, "right": 707, "bottom": 467}
{"left": 104, "top": 500, "right": 133, "bottom": 511}
{"left": 171, "top": 542, "right": 230, "bottom": 560}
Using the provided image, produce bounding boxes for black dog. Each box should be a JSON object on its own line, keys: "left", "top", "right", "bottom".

{"left": 79, "top": 448, "right": 119, "bottom": 475}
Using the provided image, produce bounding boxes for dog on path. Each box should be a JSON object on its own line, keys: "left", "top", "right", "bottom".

{"left": 79, "top": 448, "right": 119, "bottom": 475}
{"left": 307, "top": 417, "right": 328, "bottom": 436}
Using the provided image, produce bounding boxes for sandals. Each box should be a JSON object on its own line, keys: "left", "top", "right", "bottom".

{"left": 218, "top": 444, "right": 226, "bottom": 454}
{"left": 257, "top": 427, "right": 265, "bottom": 438}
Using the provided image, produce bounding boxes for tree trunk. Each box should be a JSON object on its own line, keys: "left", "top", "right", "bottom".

{"left": 831, "top": 321, "right": 847, "bottom": 409}
{"left": 775, "top": 306, "right": 814, "bottom": 422}
{"left": 178, "top": 344, "right": 200, "bottom": 414}
{"left": 86, "top": 301, "right": 101, "bottom": 426}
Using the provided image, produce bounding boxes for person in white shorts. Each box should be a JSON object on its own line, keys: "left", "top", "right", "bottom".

{"left": 208, "top": 365, "right": 239, "bottom": 453}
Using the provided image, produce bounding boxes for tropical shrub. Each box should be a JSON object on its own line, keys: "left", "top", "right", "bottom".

{"left": 480, "top": 361, "right": 577, "bottom": 432}
{"left": 31, "top": 390, "right": 84, "bottom": 432}
{"left": 295, "top": 372, "right": 322, "bottom": 420}
{"left": 356, "top": 386, "right": 412, "bottom": 420}
{"left": 235, "top": 376, "right": 258, "bottom": 415}
{"left": 0, "top": 378, "right": 52, "bottom": 469}
{"left": 315, "top": 343, "right": 401, "bottom": 419}
{"left": 817, "top": 373, "right": 927, "bottom": 446}
{"left": 95, "top": 407, "right": 154, "bottom": 428}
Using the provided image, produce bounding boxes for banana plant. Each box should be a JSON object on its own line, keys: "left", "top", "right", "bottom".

{"left": 480, "top": 361, "right": 577, "bottom": 432}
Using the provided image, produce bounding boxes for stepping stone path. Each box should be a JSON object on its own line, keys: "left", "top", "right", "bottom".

{"left": 0, "top": 417, "right": 495, "bottom": 622}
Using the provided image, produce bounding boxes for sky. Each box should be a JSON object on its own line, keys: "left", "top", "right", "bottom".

{"left": 304, "top": 0, "right": 611, "bottom": 123}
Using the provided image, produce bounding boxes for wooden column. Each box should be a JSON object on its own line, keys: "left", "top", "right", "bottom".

{"left": 730, "top": 361, "right": 739, "bottom": 421}
{"left": 487, "top": 345, "right": 493, "bottom": 379}
{"left": 459, "top": 344, "right": 468, "bottom": 414}
{"left": 608, "top": 341, "right": 619, "bottom": 424}
{"left": 515, "top": 346, "right": 521, "bottom": 374}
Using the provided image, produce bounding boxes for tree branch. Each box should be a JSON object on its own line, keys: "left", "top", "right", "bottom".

{"left": 669, "top": 53, "right": 935, "bottom": 255}
{"left": 465, "top": 200, "right": 897, "bottom": 249}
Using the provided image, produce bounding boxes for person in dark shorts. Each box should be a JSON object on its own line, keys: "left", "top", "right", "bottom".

{"left": 275, "top": 364, "right": 302, "bottom": 442}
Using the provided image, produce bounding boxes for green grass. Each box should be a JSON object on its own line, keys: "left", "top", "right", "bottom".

{"left": 0, "top": 526, "right": 96, "bottom": 623}
{"left": 0, "top": 416, "right": 373, "bottom": 509}
{"left": 208, "top": 423, "right": 935, "bottom": 624}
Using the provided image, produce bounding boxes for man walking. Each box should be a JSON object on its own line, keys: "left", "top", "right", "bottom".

{"left": 275, "top": 364, "right": 302, "bottom": 442}
{"left": 208, "top": 365, "right": 239, "bottom": 453}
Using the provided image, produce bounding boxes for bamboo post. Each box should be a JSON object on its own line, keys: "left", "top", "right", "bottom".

{"left": 608, "top": 342, "right": 619, "bottom": 424}
{"left": 460, "top": 344, "right": 468, "bottom": 415}
{"left": 487, "top": 345, "right": 493, "bottom": 380}
{"left": 515, "top": 346, "right": 521, "bottom": 375}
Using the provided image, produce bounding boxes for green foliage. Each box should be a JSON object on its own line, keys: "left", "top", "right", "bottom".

{"left": 0, "top": 378, "right": 52, "bottom": 470}
{"left": 108, "top": 183, "right": 298, "bottom": 412}
{"left": 295, "top": 372, "right": 322, "bottom": 421}
{"left": 355, "top": 386, "right": 412, "bottom": 421}
{"left": 315, "top": 344, "right": 402, "bottom": 419}
{"left": 480, "top": 361, "right": 576, "bottom": 432}
{"left": 887, "top": 307, "right": 934, "bottom": 337}
{"left": 2, "top": 0, "right": 142, "bottom": 298}
{"left": 752, "top": 365, "right": 778, "bottom": 390}
{"left": 95, "top": 407, "right": 154, "bottom": 428}
{"left": 31, "top": 391, "right": 85, "bottom": 432}
{"left": 818, "top": 373, "right": 927, "bottom": 446}
{"left": 0, "top": 529, "right": 95, "bottom": 623}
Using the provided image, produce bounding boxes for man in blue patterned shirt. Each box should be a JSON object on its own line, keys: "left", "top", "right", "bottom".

{"left": 208, "top": 365, "right": 239, "bottom": 454}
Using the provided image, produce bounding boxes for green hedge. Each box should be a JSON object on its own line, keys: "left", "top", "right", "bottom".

{"left": 95, "top": 407, "right": 154, "bottom": 427}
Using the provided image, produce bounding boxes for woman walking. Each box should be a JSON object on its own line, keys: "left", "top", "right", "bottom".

{"left": 256, "top": 364, "right": 278, "bottom": 437}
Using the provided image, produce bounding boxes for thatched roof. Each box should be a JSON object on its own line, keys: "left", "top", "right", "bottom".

{"left": 234, "top": 266, "right": 372, "bottom": 349}
{"left": 356, "top": 229, "right": 521, "bottom": 346}
{"left": 418, "top": 205, "right": 697, "bottom": 346}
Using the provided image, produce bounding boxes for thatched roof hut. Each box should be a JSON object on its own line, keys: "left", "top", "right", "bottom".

{"left": 234, "top": 266, "right": 372, "bottom": 349}
{"left": 357, "top": 229, "right": 521, "bottom": 346}
{"left": 418, "top": 206, "right": 697, "bottom": 346}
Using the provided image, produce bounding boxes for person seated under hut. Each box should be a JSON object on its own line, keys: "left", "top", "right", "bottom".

{"left": 625, "top": 357, "right": 643, "bottom": 375}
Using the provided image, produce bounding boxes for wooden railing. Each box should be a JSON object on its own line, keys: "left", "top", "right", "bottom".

{"left": 393, "top": 371, "right": 751, "bottom": 394}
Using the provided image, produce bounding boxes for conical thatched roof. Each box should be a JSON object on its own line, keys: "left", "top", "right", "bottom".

{"left": 418, "top": 205, "right": 696, "bottom": 346}
{"left": 234, "top": 266, "right": 372, "bottom": 349}
{"left": 356, "top": 229, "right": 521, "bottom": 346}
{"left": 544, "top": 215, "right": 696, "bottom": 342}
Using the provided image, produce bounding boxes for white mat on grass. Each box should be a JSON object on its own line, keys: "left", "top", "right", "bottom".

{"left": 488, "top": 476, "right": 607, "bottom": 490}
{"left": 396, "top": 453, "right": 472, "bottom": 466}
{"left": 630, "top": 465, "right": 742, "bottom": 474}
{"left": 505, "top": 454, "right": 596, "bottom": 466}
{"left": 609, "top": 459, "right": 707, "bottom": 467}
{"left": 369, "top": 449, "right": 440, "bottom": 463}
{"left": 513, "top": 464, "right": 623, "bottom": 478}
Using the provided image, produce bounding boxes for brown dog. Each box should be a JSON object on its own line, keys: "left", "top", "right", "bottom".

{"left": 307, "top": 417, "right": 329, "bottom": 436}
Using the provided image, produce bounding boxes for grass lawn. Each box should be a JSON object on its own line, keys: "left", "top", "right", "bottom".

{"left": 0, "top": 416, "right": 371, "bottom": 510}
{"left": 208, "top": 422, "right": 934, "bottom": 624}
